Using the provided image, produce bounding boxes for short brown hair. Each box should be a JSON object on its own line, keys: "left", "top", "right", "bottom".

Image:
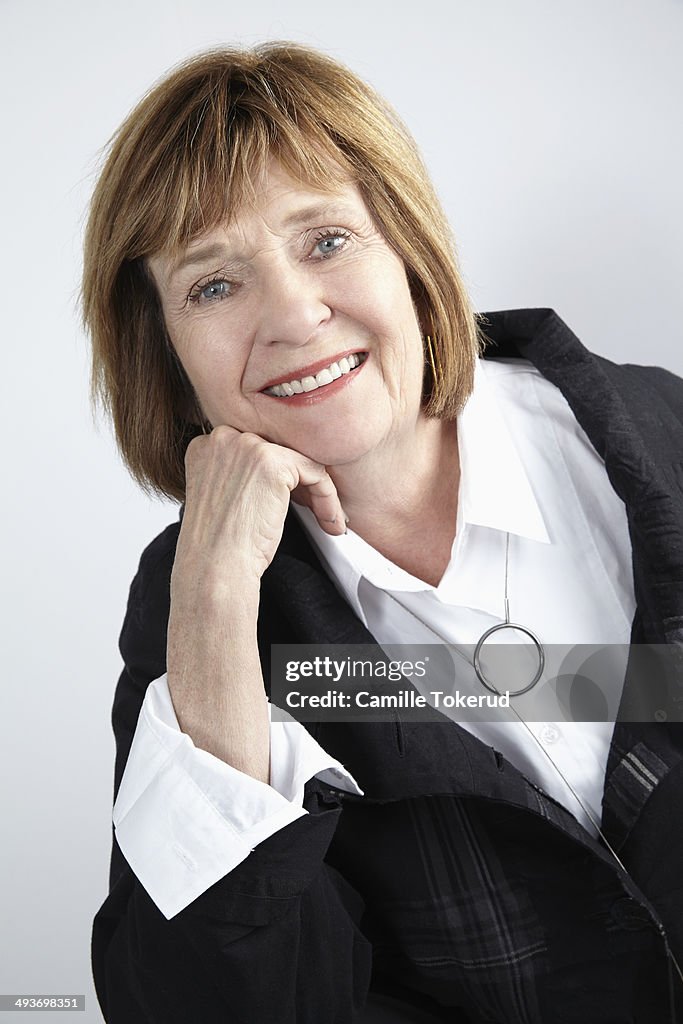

{"left": 82, "top": 42, "right": 482, "bottom": 501}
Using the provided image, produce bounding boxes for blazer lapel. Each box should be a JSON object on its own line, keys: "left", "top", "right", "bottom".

{"left": 478, "top": 308, "right": 683, "bottom": 646}
{"left": 479, "top": 310, "right": 683, "bottom": 844}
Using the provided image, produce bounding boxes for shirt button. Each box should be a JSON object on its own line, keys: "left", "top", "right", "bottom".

{"left": 539, "top": 725, "right": 560, "bottom": 745}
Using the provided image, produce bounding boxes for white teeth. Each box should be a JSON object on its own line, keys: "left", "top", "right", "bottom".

{"left": 264, "top": 353, "right": 366, "bottom": 398}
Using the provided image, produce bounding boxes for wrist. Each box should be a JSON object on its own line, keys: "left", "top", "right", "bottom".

{"left": 170, "top": 559, "right": 261, "bottom": 611}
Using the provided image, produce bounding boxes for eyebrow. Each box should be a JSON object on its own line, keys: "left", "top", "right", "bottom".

{"left": 169, "top": 243, "right": 232, "bottom": 280}
{"left": 168, "top": 200, "right": 358, "bottom": 280}
{"left": 281, "top": 199, "right": 355, "bottom": 229}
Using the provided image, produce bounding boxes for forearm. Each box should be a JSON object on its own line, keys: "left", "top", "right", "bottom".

{"left": 166, "top": 581, "right": 269, "bottom": 783}
{"left": 159, "top": 427, "right": 346, "bottom": 784}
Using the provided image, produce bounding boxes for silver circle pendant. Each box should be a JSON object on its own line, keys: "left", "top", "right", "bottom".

{"left": 473, "top": 622, "right": 545, "bottom": 697}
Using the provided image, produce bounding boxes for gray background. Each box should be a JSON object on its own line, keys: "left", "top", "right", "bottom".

{"left": 1, "top": 0, "right": 682, "bottom": 1020}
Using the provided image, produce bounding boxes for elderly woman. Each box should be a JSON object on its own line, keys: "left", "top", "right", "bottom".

{"left": 83, "top": 44, "right": 683, "bottom": 1023}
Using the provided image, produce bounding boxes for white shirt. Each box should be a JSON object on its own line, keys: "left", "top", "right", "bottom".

{"left": 113, "top": 357, "right": 636, "bottom": 920}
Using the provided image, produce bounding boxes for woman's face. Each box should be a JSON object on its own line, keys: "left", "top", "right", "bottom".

{"left": 148, "top": 160, "right": 426, "bottom": 468}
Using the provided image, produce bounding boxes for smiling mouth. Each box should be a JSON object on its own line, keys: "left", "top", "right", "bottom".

{"left": 262, "top": 352, "right": 368, "bottom": 397}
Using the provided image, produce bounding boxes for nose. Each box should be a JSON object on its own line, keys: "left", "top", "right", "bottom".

{"left": 252, "top": 259, "right": 332, "bottom": 349}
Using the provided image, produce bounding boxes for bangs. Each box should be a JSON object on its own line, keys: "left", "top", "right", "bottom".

{"left": 122, "top": 73, "right": 357, "bottom": 259}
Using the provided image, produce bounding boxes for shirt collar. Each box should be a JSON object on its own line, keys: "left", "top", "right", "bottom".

{"left": 292, "top": 357, "right": 550, "bottom": 612}
{"left": 458, "top": 357, "right": 549, "bottom": 543}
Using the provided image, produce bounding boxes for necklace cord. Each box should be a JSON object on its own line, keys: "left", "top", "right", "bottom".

{"left": 504, "top": 532, "right": 510, "bottom": 624}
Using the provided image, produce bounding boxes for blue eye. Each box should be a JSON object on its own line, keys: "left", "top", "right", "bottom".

{"left": 313, "top": 230, "right": 350, "bottom": 258}
{"left": 189, "top": 276, "right": 232, "bottom": 303}
{"left": 200, "top": 280, "right": 229, "bottom": 300}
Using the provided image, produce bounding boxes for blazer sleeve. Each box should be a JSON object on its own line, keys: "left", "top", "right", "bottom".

{"left": 92, "top": 525, "right": 373, "bottom": 1023}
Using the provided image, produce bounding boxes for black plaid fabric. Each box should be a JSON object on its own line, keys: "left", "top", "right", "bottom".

{"left": 322, "top": 746, "right": 678, "bottom": 1022}
{"left": 339, "top": 796, "right": 549, "bottom": 1023}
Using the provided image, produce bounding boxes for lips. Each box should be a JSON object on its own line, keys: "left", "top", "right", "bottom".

{"left": 262, "top": 352, "right": 368, "bottom": 397}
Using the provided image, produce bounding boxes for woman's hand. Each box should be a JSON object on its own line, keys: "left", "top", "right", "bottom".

{"left": 175, "top": 424, "right": 347, "bottom": 594}
{"left": 166, "top": 425, "right": 346, "bottom": 781}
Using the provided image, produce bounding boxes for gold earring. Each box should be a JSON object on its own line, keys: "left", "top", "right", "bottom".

{"left": 425, "top": 335, "right": 443, "bottom": 389}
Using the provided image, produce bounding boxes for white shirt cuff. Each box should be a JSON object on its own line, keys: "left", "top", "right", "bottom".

{"left": 113, "top": 675, "right": 362, "bottom": 920}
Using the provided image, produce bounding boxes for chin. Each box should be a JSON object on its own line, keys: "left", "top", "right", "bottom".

{"left": 285, "top": 426, "right": 382, "bottom": 468}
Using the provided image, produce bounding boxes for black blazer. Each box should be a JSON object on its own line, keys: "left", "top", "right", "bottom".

{"left": 93, "top": 309, "right": 683, "bottom": 1023}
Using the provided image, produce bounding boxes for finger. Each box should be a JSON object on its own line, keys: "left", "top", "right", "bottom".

{"left": 290, "top": 458, "right": 347, "bottom": 536}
